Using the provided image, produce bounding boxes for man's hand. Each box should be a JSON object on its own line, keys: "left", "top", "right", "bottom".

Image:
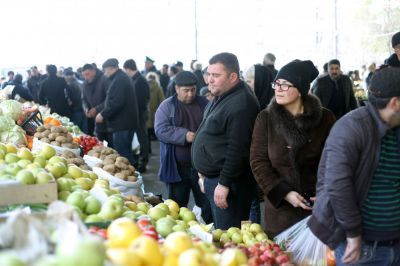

{"left": 95, "top": 113, "right": 104, "bottom": 123}
{"left": 186, "top": 131, "right": 195, "bottom": 143}
{"left": 342, "top": 236, "right": 362, "bottom": 264}
{"left": 198, "top": 173, "right": 205, "bottom": 193}
{"left": 214, "top": 183, "right": 229, "bottom": 209}
{"left": 86, "top": 108, "right": 97, "bottom": 118}
{"left": 284, "top": 191, "right": 312, "bottom": 210}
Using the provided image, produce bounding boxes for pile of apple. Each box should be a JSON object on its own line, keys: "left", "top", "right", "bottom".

{"left": 246, "top": 242, "right": 292, "bottom": 266}
{"left": 106, "top": 217, "right": 249, "bottom": 266}
{"left": 0, "top": 143, "right": 56, "bottom": 185}
{"left": 212, "top": 222, "right": 269, "bottom": 247}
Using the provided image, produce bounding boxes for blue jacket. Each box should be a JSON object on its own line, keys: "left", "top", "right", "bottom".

{"left": 154, "top": 94, "right": 208, "bottom": 183}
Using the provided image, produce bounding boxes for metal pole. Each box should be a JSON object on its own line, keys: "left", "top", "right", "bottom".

{"left": 334, "top": 0, "right": 338, "bottom": 58}
{"left": 194, "top": 0, "right": 198, "bottom": 60}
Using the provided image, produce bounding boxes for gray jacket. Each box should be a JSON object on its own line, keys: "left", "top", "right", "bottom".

{"left": 308, "top": 104, "right": 400, "bottom": 249}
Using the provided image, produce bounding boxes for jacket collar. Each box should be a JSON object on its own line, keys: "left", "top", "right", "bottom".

{"left": 367, "top": 103, "right": 391, "bottom": 139}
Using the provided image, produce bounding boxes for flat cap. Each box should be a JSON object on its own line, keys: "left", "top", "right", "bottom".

{"left": 175, "top": 71, "right": 198, "bottom": 86}
{"left": 369, "top": 67, "right": 400, "bottom": 98}
{"left": 102, "top": 58, "right": 119, "bottom": 69}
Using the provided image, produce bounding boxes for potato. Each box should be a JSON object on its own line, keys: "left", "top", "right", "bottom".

{"left": 61, "top": 143, "right": 74, "bottom": 149}
{"left": 120, "top": 170, "right": 131, "bottom": 177}
{"left": 51, "top": 141, "right": 61, "bottom": 146}
{"left": 127, "top": 175, "right": 138, "bottom": 182}
{"left": 100, "top": 155, "right": 106, "bottom": 160}
{"left": 116, "top": 157, "right": 129, "bottom": 164}
{"left": 92, "top": 146, "right": 102, "bottom": 152}
{"left": 48, "top": 133, "right": 59, "bottom": 141}
{"left": 115, "top": 161, "right": 128, "bottom": 170}
{"left": 70, "top": 142, "right": 80, "bottom": 149}
{"left": 55, "top": 136, "right": 67, "bottom": 143}
{"left": 103, "top": 164, "right": 116, "bottom": 174}
{"left": 34, "top": 132, "right": 43, "bottom": 139}
{"left": 42, "top": 130, "right": 51, "bottom": 137}
{"left": 106, "top": 154, "right": 119, "bottom": 160}
{"left": 60, "top": 127, "right": 68, "bottom": 134}
{"left": 102, "top": 158, "right": 114, "bottom": 165}
{"left": 73, "top": 157, "right": 85, "bottom": 165}
{"left": 51, "top": 126, "right": 64, "bottom": 133}
{"left": 41, "top": 138, "right": 50, "bottom": 143}
{"left": 80, "top": 165, "right": 90, "bottom": 170}
{"left": 128, "top": 165, "right": 136, "bottom": 173}
{"left": 95, "top": 163, "right": 103, "bottom": 168}
{"left": 61, "top": 150, "right": 75, "bottom": 159}
{"left": 36, "top": 125, "right": 46, "bottom": 132}
{"left": 115, "top": 173, "right": 127, "bottom": 180}
{"left": 44, "top": 124, "right": 52, "bottom": 130}
{"left": 66, "top": 134, "right": 73, "bottom": 143}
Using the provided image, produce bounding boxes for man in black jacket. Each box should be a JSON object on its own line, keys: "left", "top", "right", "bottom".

{"left": 82, "top": 64, "right": 112, "bottom": 145}
{"left": 27, "top": 66, "right": 44, "bottom": 103}
{"left": 312, "top": 59, "right": 357, "bottom": 119}
{"left": 192, "top": 52, "right": 259, "bottom": 229}
{"left": 96, "top": 58, "right": 139, "bottom": 166}
{"left": 123, "top": 59, "right": 150, "bottom": 172}
{"left": 39, "top": 65, "right": 73, "bottom": 118}
{"left": 64, "top": 69, "right": 86, "bottom": 133}
{"left": 384, "top": 31, "right": 400, "bottom": 67}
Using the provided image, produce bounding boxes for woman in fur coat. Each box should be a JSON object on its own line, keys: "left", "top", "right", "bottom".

{"left": 250, "top": 60, "right": 336, "bottom": 237}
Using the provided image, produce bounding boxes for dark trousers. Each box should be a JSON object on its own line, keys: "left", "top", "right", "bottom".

{"left": 167, "top": 163, "right": 213, "bottom": 224}
{"left": 147, "top": 128, "right": 157, "bottom": 154}
{"left": 96, "top": 131, "right": 113, "bottom": 148}
{"left": 136, "top": 112, "right": 149, "bottom": 166}
{"left": 204, "top": 176, "right": 254, "bottom": 230}
{"left": 87, "top": 118, "right": 95, "bottom": 136}
{"left": 112, "top": 130, "right": 135, "bottom": 166}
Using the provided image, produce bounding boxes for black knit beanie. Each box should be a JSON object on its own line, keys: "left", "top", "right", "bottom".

{"left": 274, "top": 60, "right": 319, "bottom": 97}
{"left": 392, "top": 32, "right": 400, "bottom": 48}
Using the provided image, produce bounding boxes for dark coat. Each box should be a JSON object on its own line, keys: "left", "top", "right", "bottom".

{"left": 311, "top": 74, "right": 357, "bottom": 118}
{"left": 68, "top": 79, "right": 83, "bottom": 112}
{"left": 39, "top": 75, "right": 73, "bottom": 118}
{"left": 131, "top": 72, "right": 150, "bottom": 114}
{"left": 384, "top": 53, "right": 400, "bottom": 67}
{"left": 160, "top": 73, "right": 170, "bottom": 95}
{"left": 308, "top": 104, "right": 397, "bottom": 249}
{"left": 193, "top": 70, "right": 206, "bottom": 93}
{"left": 101, "top": 69, "right": 139, "bottom": 132}
{"left": 192, "top": 81, "right": 260, "bottom": 187}
{"left": 11, "top": 83, "right": 34, "bottom": 102}
{"left": 250, "top": 95, "right": 335, "bottom": 237}
{"left": 254, "top": 65, "right": 274, "bottom": 110}
{"left": 27, "top": 74, "right": 45, "bottom": 102}
{"left": 82, "top": 69, "right": 110, "bottom": 132}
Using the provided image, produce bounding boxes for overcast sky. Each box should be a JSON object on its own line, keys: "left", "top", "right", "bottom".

{"left": 0, "top": 0, "right": 396, "bottom": 75}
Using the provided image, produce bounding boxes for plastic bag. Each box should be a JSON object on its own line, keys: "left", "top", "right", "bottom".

{"left": 131, "top": 132, "right": 139, "bottom": 150}
{"left": 31, "top": 137, "right": 80, "bottom": 156}
{"left": 83, "top": 155, "right": 102, "bottom": 169}
{"left": 92, "top": 167, "right": 144, "bottom": 198}
{"left": 274, "top": 216, "right": 335, "bottom": 266}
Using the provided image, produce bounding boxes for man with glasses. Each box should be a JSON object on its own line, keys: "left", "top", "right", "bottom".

{"left": 192, "top": 52, "right": 259, "bottom": 229}
{"left": 312, "top": 59, "right": 357, "bottom": 119}
{"left": 385, "top": 31, "right": 400, "bottom": 67}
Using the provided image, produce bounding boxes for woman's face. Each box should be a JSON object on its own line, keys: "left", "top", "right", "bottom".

{"left": 273, "top": 79, "right": 301, "bottom": 106}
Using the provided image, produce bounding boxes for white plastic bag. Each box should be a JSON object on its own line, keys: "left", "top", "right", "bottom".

{"left": 83, "top": 155, "right": 102, "bottom": 169}
{"left": 32, "top": 138, "right": 80, "bottom": 156}
{"left": 131, "top": 133, "right": 140, "bottom": 150}
{"left": 92, "top": 167, "right": 144, "bottom": 198}
{"left": 274, "top": 216, "right": 333, "bottom": 266}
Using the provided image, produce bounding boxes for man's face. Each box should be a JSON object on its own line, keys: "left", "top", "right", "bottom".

{"left": 123, "top": 68, "right": 134, "bottom": 77}
{"left": 394, "top": 44, "right": 400, "bottom": 59}
{"left": 207, "top": 63, "right": 237, "bottom": 96}
{"left": 82, "top": 69, "right": 96, "bottom": 82}
{"left": 103, "top": 67, "right": 116, "bottom": 78}
{"left": 145, "top": 61, "right": 153, "bottom": 70}
{"left": 176, "top": 85, "right": 196, "bottom": 104}
{"left": 31, "top": 68, "right": 39, "bottom": 76}
{"left": 161, "top": 66, "right": 168, "bottom": 74}
{"left": 328, "top": 64, "right": 341, "bottom": 80}
{"left": 64, "top": 75, "right": 73, "bottom": 83}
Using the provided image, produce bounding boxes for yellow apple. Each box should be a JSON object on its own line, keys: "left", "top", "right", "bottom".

{"left": 164, "top": 199, "right": 180, "bottom": 213}
{"left": 107, "top": 217, "right": 142, "bottom": 248}
{"left": 178, "top": 248, "right": 203, "bottom": 266}
{"left": 129, "top": 236, "right": 163, "bottom": 266}
{"left": 107, "top": 248, "right": 142, "bottom": 266}
{"left": 164, "top": 231, "right": 193, "bottom": 256}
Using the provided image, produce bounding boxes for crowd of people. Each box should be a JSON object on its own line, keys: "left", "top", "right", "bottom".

{"left": 0, "top": 30, "right": 399, "bottom": 266}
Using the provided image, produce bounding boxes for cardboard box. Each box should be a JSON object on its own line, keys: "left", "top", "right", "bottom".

{"left": 0, "top": 181, "right": 57, "bottom": 206}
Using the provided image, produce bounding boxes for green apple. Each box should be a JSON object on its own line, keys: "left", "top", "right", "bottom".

{"left": 30, "top": 167, "right": 46, "bottom": 177}
{"left": 227, "top": 227, "right": 241, "bottom": 238}
{"left": 56, "top": 236, "right": 106, "bottom": 266}
{"left": 255, "top": 232, "right": 268, "bottom": 241}
{"left": 136, "top": 202, "right": 151, "bottom": 213}
{"left": 155, "top": 203, "right": 170, "bottom": 214}
{"left": 58, "top": 191, "right": 71, "bottom": 201}
{"left": 0, "top": 143, "right": 7, "bottom": 154}
{"left": 6, "top": 163, "right": 22, "bottom": 176}
{"left": 81, "top": 171, "right": 90, "bottom": 178}
{"left": 25, "top": 162, "right": 42, "bottom": 170}
{"left": 170, "top": 211, "right": 179, "bottom": 220}
{"left": 179, "top": 207, "right": 190, "bottom": 217}
{"left": 85, "top": 214, "right": 104, "bottom": 223}
{"left": 46, "top": 162, "right": 67, "bottom": 178}
{"left": 17, "top": 159, "right": 31, "bottom": 168}
{"left": 15, "top": 170, "right": 35, "bottom": 185}
{"left": 31, "top": 255, "right": 58, "bottom": 266}
{"left": 98, "top": 199, "right": 124, "bottom": 220}
{"left": 88, "top": 172, "right": 98, "bottom": 181}
{"left": 172, "top": 224, "right": 186, "bottom": 232}
{"left": 48, "top": 156, "right": 67, "bottom": 167}
{"left": 124, "top": 201, "right": 137, "bottom": 211}
{"left": 75, "top": 177, "right": 94, "bottom": 190}
{"left": 180, "top": 210, "right": 196, "bottom": 223}
{"left": 57, "top": 177, "right": 72, "bottom": 191}
{"left": 242, "top": 232, "right": 254, "bottom": 243}
{"left": 17, "top": 147, "right": 33, "bottom": 161}
{"left": 66, "top": 192, "right": 86, "bottom": 210}
{"left": 68, "top": 165, "right": 82, "bottom": 179}
{"left": 249, "top": 223, "right": 263, "bottom": 234}
{"left": 84, "top": 196, "right": 101, "bottom": 215}
{"left": 5, "top": 143, "right": 17, "bottom": 154}
{"left": 155, "top": 216, "right": 177, "bottom": 238}
{"left": 220, "top": 233, "right": 230, "bottom": 245}
{"left": 108, "top": 194, "right": 124, "bottom": 203}
{"left": 33, "top": 155, "right": 47, "bottom": 168}
{"left": 94, "top": 179, "right": 109, "bottom": 189}
{"left": 231, "top": 232, "right": 243, "bottom": 244}
{"left": 36, "top": 172, "right": 54, "bottom": 184}
{"left": 122, "top": 210, "right": 140, "bottom": 220}
{"left": 0, "top": 151, "right": 5, "bottom": 160}
{"left": 212, "top": 229, "right": 224, "bottom": 241}
{"left": 5, "top": 153, "right": 19, "bottom": 164}
{"left": 40, "top": 145, "right": 56, "bottom": 159}
{"left": 148, "top": 207, "right": 168, "bottom": 221}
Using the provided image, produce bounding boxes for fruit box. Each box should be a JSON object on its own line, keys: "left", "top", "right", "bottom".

{"left": 0, "top": 181, "right": 57, "bottom": 206}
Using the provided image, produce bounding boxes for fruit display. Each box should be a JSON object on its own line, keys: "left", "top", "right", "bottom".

{"left": 89, "top": 146, "right": 138, "bottom": 182}
{"left": 80, "top": 135, "right": 102, "bottom": 154}
{"left": 212, "top": 222, "right": 269, "bottom": 247}
{"left": 60, "top": 149, "right": 90, "bottom": 170}
{"left": 34, "top": 125, "right": 80, "bottom": 149}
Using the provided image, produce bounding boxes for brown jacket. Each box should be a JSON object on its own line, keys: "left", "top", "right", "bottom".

{"left": 250, "top": 95, "right": 335, "bottom": 236}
